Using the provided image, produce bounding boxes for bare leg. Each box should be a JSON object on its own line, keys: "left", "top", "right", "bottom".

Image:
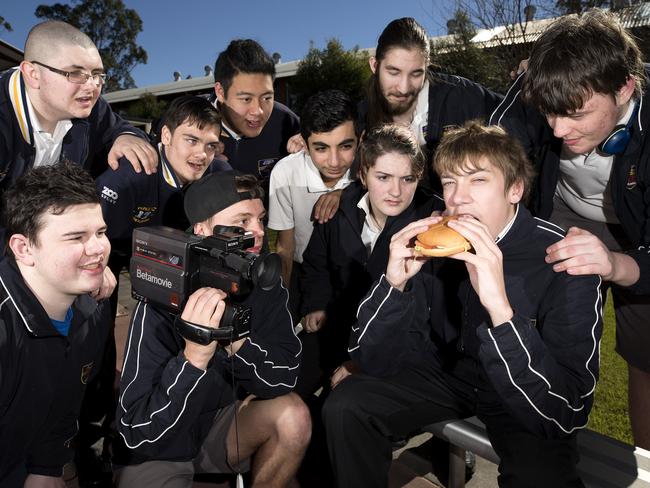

{"left": 226, "top": 392, "right": 311, "bottom": 488}
{"left": 628, "top": 365, "right": 650, "bottom": 449}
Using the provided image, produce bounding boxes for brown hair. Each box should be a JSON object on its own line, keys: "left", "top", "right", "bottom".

{"left": 367, "top": 18, "right": 430, "bottom": 129}
{"left": 359, "top": 124, "right": 425, "bottom": 181}
{"left": 522, "top": 9, "right": 644, "bottom": 115}
{"left": 434, "top": 122, "right": 535, "bottom": 201}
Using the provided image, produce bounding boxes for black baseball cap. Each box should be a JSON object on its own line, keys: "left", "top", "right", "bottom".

{"left": 184, "top": 171, "right": 257, "bottom": 224}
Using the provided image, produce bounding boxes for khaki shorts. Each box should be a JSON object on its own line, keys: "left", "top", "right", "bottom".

{"left": 117, "top": 401, "right": 250, "bottom": 488}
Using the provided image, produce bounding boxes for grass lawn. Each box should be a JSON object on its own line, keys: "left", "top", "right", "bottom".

{"left": 589, "top": 292, "right": 632, "bottom": 444}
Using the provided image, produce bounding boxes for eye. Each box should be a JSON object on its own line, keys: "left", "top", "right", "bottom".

{"left": 263, "top": 95, "right": 274, "bottom": 102}
{"left": 376, "top": 174, "right": 388, "bottom": 181}
{"left": 313, "top": 146, "right": 327, "bottom": 153}
{"left": 341, "top": 143, "right": 354, "bottom": 150}
{"left": 207, "top": 143, "right": 219, "bottom": 151}
{"left": 185, "top": 138, "right": 197, "bottom": 145}
{"left": 441, "top": 180, "right": 455, "bottom": 187}
{"left": 402, "top": 176, "right": 416, "bottom": 184}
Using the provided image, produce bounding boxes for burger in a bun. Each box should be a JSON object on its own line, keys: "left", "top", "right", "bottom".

{"left": 414, "top": 216, "right": 472, "bottom": 257}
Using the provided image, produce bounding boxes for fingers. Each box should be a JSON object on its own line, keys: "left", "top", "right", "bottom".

{"left": 447, "top": 216, "right": 496, "bottom": 258}
{"left": 391, "top": 216, "right": 442, "bottom": 247}
{"left": 286, "top": 134, "right": 306, "bottom": 153}
{"left": 109, "top": 134, "right": 159, "bottom": 175}
{"left": 91, "top": 267, "right": 118, "bottom": 300}
{"left": 181, "top": 287, "right": 227, "bottom": 328}
{"left": 314, "top": 191, "right": 342, "bottom": 223}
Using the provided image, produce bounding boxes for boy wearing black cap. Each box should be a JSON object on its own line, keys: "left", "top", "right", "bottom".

{"left": 116, "top": 171, "right": 310, "bottom": 488}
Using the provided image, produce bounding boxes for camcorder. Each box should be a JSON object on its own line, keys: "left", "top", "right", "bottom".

{"left": 130, "top": 225, "right": 281, "bottom": 345}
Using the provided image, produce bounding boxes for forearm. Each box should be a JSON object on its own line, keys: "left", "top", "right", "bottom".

{"left": 605, "top": 251, "right": 640, "bottom": 286}
{"left": 276, "top": 229, "right": 295, "bottom": 287}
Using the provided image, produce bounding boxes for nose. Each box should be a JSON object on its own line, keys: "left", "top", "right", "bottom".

{"left": 448, "top": 181, "right": 471, "bottom": 207}
{"left": 389, "top": 178, "right": 401, "bottom": 197}
{"left": 86, "top": 234, "right": 107, "bottom": 256}
{"left": 548, "top": 115, "right": 571, "bottom": 139}
{"left": 249, "top": 98, "right": 263, "bottom": 116}
{"left": 249, "top": 219, "right": 265, "bottom": 238}
{"left": 397, "top": 75, "right": 410, "bottom": 95}
{"left": 330, "top": 149, "right": 341, "bottom": 169}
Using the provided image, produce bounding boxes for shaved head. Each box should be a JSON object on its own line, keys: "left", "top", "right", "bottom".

{"left": 24, "top": 20, "right": 97, "bottom": 63}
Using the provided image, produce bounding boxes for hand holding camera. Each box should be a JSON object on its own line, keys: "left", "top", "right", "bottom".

{"left": 181, "top": 287, "right": 227, "bottom": 369}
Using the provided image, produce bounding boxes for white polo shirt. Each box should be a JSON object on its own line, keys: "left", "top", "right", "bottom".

{"left": 268, "top": 151, "right": 353, "bottom": 263}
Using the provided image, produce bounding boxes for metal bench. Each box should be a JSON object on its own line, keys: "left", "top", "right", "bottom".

{"left": 423, "top": 417, "right": 650, "bottom": 488}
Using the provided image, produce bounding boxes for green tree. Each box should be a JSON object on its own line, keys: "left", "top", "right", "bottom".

{"left": 0, "top": 15, "right": 12, "bottom": 33}
{"left": 290, "top": 39, "right": 371, "bottom": 114}
{"left": 125, "top": 92, "right": 168, "bottom": 120}
{"left": 432, "top": 9, "right": 508, "bottom": 92}
{"left": 35, "top": 0, "right": 147, "bottom": 91}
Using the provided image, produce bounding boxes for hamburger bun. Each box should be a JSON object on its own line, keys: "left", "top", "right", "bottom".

{"left": 414, "top": 216, "right": 472, "bottom": 257}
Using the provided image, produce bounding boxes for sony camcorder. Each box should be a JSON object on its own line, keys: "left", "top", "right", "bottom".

{"left": 130, "top": 225, "right": 281, "bottom": 344}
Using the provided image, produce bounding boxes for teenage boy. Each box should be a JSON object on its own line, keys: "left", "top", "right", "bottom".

{"left": 490, "top": 9, "right": 650, "bottom": 449}
{"left": 0, "top": 20, "right": 157, "bottom": 187}
{"left": 268, "top": 89, "right": 357, "bottom": 292}
{"left": 213, "top": 39, "right": 300, "bottom": 186}
{"left": 288, "top": 18, "right": 502, "bottom": 189}
{"left": 323, "top": 123, "right": 603, "bottom": 488}
{"left": 116, "top": 171, "right": 310, "bottom": 487}
{"left": 0, "top": 163, "right": 115, "bottom": 488}
{"left": 96, "top": 95, "right": 226, "bottom": 264}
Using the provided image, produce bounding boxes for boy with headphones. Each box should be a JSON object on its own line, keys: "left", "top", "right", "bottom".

{"left": 490, "top": 10, "right": 650, "bottom": 449}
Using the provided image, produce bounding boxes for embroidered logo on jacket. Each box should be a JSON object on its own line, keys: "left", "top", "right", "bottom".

{"left": 627, "top": 165, "right": 637, "bottom": 190}
{"left": 81, "top": 362, "right": 94, "bottom": 384}
{"left": 101, "top": 186, "right": 118, "bottom": 203}
{"left": 132, "top": 206, "right": 157, "bottom": 224}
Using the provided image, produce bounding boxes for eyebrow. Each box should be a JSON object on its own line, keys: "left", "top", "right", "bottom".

{"left": 235, "top": 90, "right": 274, "bottom": 97}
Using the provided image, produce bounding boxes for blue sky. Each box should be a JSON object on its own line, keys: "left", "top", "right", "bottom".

{"left": 1, "top": 0, "right": 455, "bottom": 88}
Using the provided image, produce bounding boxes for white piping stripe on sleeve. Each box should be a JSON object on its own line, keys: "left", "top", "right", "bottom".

{"left": 280, "top": 280, "right": 302, "bottom": 358}
{"left": 233, "top": 354, "right": 297, "bottom": 388}
{"left": 353, "top": 278, "right": 385, "bottom": 330}
{"left": 0, "top": 275, "right": 33, "bottom": 333}
{"left": 357, "top": 285, "right": 394, "bottom": 344}
{"left": 118, "top": 303, "right": 207, "bottom": 445}
{"left": 533, "top": 217, "right": 565, "bottom": 233}
{"left": 489, "top": 72, "right": 525, "bottom": 126}
{"left": 487, "top": 327, "right": 588, "bottom": 435}
{"left": 536, "top": 224, "right": 565, "bottom": 240}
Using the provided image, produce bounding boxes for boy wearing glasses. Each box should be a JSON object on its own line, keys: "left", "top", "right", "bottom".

{"left": 0, "top": 20, "right": 157, "bottom": 214}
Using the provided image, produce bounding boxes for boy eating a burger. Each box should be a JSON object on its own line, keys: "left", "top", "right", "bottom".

{"left": 322, "top": 122, "right": 604, "bottom": 488}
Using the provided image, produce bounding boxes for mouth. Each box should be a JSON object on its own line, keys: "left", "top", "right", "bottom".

{"left": 187, "top": 161, "right": 206, "bottom": 172}
{"left": 384, "top": 199, "right": 402, "bottom": 206}
{"left": 80, "top": 261, "right": 104, "bottom": 274}
{"left": 246, "top": 119, "right": 262, "bottom": 130}
{"left": 76, "top": 95, "right": 94, "bottom": 106}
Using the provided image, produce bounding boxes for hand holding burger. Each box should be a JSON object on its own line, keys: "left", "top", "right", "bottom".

{"left": 414, "top": 216, "right": 472, "bottom": 257}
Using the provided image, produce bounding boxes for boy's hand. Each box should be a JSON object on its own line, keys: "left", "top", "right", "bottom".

{"left": 447, "top": 216, "right": 513, "bottom": 326}
{"left": 108, "top": 134, "right": 159, "bottom": 174}
{"left": 181, "top": 288, "right": 227, "bottom": 369}
{"left": 286, "top": 134, "right": 306, "bottom": 153}
{"left": 313, "top": 190, "right": 342, "bottom": 224}
{"left": 90, "top": 266, "right": 117, "bottom": 301}
{"left": 385, "top": 216, "right": 441, "bottom": 291}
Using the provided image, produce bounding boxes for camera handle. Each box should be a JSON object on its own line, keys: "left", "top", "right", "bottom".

{"left": 174, "top": 316, "right": 236, "bottom": 345}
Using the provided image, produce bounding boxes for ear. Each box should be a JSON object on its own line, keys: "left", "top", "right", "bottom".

{"left": 194, "top": 222, "right": 208, "bottom": 236}
{"left": 160, "top": 125, "right": 172, "bottom": 145}
{"left": 20, "top": 61, "right": 41, "bottom": 89}
{"left": 214, "top": 82, "right": 226, "bottom": 103}
{"left": 9, "top": 234, "right": 36, "bottom": 266}
{"left": 507, "top": 179, "right": 525, "bottom": 205}
{"left": 369, "top": 56, "right": 378, "bottom": 75}
{"left": 616, "top": 77, "right": 637, "bottom": 106}
{"left": 359, "top": 170, "right": 367, "bottom": 188}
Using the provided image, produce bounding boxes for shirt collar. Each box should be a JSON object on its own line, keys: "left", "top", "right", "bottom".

{"left": 159, "top": 143, "right": 183, "bottom": 189}
{"left": 494, "top": 204, "right": 519, "bottom": 244}
{"left": 304, "top": 152, "right": 353, "bottom": 193}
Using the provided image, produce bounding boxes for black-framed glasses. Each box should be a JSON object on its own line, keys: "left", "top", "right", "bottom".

{"left": 31, "top": 60, "right": 107, "bottom": 86}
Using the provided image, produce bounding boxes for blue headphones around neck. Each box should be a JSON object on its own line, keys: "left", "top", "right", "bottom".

{"left": 598, "top": 101, "right": 639, "bottom": 155}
